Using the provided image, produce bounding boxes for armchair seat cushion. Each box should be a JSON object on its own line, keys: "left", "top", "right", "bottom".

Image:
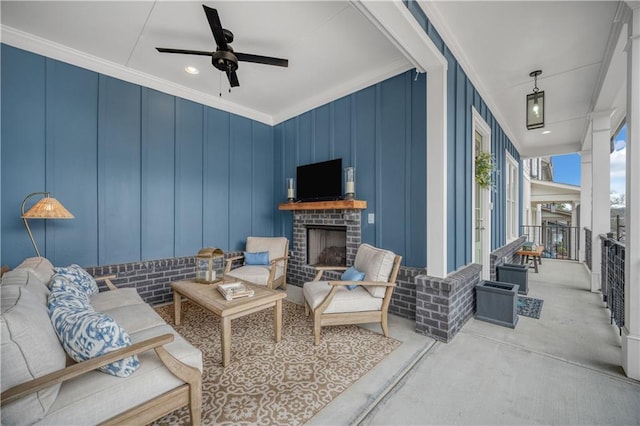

{"left": 225, "top": 265, "right": 284, "bottom": 287}
{"left": 303, "top": 281, "right": 383, "bottom": 314}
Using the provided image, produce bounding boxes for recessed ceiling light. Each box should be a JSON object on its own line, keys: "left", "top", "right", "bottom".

{"left": 542, "top": 130, "right": 551, "bottom": 134}
{"left": 184, "top": 66, "right": 199, "bottom": 75}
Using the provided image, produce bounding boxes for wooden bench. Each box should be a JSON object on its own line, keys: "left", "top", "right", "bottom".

{"left": 516, "top": 245, "right": 544, "bottom": 273}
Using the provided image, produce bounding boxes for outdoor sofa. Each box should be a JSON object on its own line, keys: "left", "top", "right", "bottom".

{"left": 0, "top": 257, "right": 202, "bottom": 425}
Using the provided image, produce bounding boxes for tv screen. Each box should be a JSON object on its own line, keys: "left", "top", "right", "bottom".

{"left": 296, "top": 159, "right": 342, "bottom": 202}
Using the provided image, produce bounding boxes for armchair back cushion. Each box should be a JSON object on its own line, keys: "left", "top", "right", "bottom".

{"left": 245, "top": 237, "right": 288, "bottom": 263}
{"left": 353, "top": 243, "right": 396, "bottom": 298}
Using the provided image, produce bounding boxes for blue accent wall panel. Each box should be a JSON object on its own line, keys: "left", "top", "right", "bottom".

{"left": 405, "top": 1, "right": 521, "bottom": 272}
{"left": 174, "top": 98, "right": 203, "bottom": 256}
{"left": 1, "top": 45, "right": 279, "bottom": 267}
{"left": 228, "top": 115, "right": 253, "bottom": 251}
{"left": 141, "top": 88, "right": 175, "bottom": 260}
{"left": 45, "top": 59, "right": 98, "bottom": 266}
{"left": 251, "top": 122, "right": 275, "bottom": 237}
{"left": 1, "top": 46, "right": 46, "bottom": 267}
{"left": 379, "top": 73, "right": 406, "bottom": 256}
{"left": 98, "top": 76, "right": 141, "bottom": 264}
{"left": 275, "top": 70, "right": 427, "bottom": 267}
{"left": 409, "top": 72, "right": 427, "bottom": 266}
{"left": 354, "top": 86, "right": 377, "bottom": 247}
{"left": 204, "top": 107, "right": 230, "bottom": 248}
{"left": 332, "top": 97, "right": 352, "bottom": 166}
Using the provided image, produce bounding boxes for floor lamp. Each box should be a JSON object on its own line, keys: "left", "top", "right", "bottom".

{"left": 21, "top": 192, "right": 74, "bottom": 257}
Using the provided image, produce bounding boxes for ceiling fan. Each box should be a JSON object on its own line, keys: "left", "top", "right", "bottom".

{"left": 156, "top": 5, "right": 288, "bottom": 88}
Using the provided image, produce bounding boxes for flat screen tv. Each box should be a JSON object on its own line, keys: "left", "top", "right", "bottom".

{"left": 296, "top": 158, "right": 342, "bottom": 202}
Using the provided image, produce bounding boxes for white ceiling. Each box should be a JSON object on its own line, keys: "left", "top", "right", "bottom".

{"left": 1, "top": 1, "right": 627, "bottom": 158}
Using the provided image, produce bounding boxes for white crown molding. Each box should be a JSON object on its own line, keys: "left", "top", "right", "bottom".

{"left": 417, "top": 1, "right": 522, "bottom": 154}
{"left": 272, "top": 59, "right": 411, "bottom": 125}
{"left": 1, "top": 25, "right": 274, "bottom": 125}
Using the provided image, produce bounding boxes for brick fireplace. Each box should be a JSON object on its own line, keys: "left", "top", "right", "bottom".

{"left": 279, "top": 200, "right": 365, "bottom": 286}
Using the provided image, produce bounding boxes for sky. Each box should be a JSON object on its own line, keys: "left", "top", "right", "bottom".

{"left": 551, "top": 124, "right": 627, "bottom": 204}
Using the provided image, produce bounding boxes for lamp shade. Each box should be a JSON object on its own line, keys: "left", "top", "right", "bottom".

{"left": 526, "top": 90, "right": 545, "bottom": 130}
{"left": 22, "top": 197, "right": 74, "bottom": 219}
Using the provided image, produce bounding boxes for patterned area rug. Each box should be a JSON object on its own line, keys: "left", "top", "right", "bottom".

{"left": 151, "top": 300, "right": 401, "bottom": 425}
{"left": 517, "top": 296, "right": 544, "bottom": 319}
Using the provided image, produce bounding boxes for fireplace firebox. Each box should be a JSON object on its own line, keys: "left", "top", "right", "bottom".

{"left": 307, "top": 226, "right": 347, "bottom": 266}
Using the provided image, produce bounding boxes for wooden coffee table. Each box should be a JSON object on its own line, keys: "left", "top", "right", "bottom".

{"left": 171, "top": 279, "right": 286, "bottom": 367}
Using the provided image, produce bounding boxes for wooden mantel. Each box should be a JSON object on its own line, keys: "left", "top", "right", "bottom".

{"left": 278, "top": 200, "right": 367, "bottom": 211}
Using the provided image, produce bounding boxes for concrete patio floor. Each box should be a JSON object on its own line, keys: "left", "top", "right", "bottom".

{"left": 290, "top": 259, "right": 640, "bottom": 425}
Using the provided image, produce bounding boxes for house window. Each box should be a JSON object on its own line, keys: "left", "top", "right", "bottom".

{"left": 506, "top": 152, "right": 519, "bottom": 241}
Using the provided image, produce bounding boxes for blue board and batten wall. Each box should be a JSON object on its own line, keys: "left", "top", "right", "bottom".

{"left": 274, "top": 71, "right": 427, "bottom": 267}
{"left": 1, "top": 45, "right": 276, "bottom": 268}
{"left": 404, "top": 0, "right": 522, "bottom": 272}
{"left": 1, "top": 5, "right": 521, "bottom": 275}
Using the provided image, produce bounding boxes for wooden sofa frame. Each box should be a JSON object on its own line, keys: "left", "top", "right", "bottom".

{"left": 0, "top": 275, "right": 202, "bottom": 426}
{"left": 305, "top": 254, "right": 402, "bottom": 345}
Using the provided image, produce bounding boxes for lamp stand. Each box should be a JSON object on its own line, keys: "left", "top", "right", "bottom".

{"left": 21, "top": 192, "right": 48, "bottom": 257}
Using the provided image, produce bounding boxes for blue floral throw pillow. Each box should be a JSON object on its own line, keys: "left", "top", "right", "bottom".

{"left": 49, "top": 305, "right": 139, "bottom": 377}
{"left": 341, "top": 266, "right": 365, "bottom": 290}
{"left": 54, "top": 264, "right": 99, "bottom": 296}
{"left": 49, "top": 274, "right": 91, "bottom": 309}
{"left": 244, "top": 251, "right": 270, "bottom": 265}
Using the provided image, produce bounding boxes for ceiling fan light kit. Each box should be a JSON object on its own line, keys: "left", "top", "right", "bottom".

{"left": 526, "top": 70, "right": 544, "bottom": 130}
{"left": 156, "top": 4, "right": 288, "bottom": 89}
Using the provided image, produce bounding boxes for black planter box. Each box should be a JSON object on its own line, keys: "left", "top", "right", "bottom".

{"left": 497, "top": 263, "right": 529, "bottom": 295}
{"left": 476, "top": 280, "right": 519, "bottom": 328}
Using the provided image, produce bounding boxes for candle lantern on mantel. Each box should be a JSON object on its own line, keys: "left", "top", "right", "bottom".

{"left": 344, "top": 167, "right": 356, "bottom": 200}
{"left": 195, "top": 247, "right": 224, "bottom": 284}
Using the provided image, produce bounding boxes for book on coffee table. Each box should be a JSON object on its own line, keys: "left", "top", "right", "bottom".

{"left": 217, "top": 282, "right": 254, "bottom": 301}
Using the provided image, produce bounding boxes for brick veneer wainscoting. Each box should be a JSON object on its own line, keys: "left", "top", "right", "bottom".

{"left": 415, "top": 263, "right": 482, "bottom": 342}
{"left": 489, "top": 236, "right": 527, "bottom": 280}
{"left": 85, "top": 256, "right": 223, "bottom": 305}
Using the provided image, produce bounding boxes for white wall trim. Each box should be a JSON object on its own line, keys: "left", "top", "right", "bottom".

{"left": 1, "top": 25, "right": 276, "bottom": 125}
{"left": 471, "top": 107, "right": 492, "bottom": 280}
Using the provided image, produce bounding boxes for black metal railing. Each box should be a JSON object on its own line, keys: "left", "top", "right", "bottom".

{"left": 585, "top": 228, "right": 592, "bottom": 271}
{"left": 520, "top": 225, "right": 580, "bottom": 261}
{"left": 600, "top": 234, "right": 625, "bottom": 333}
{"left": 615, "top": 215, "right": 626, "bottom": 242}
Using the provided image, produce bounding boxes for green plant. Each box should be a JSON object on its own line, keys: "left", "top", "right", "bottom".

{"left": 475, "top": 151, "right": 495, "bottom": 189}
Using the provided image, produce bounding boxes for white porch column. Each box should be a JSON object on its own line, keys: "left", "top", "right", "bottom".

{"left": 579, "top": 150, "right": 593, "bottom": 263}
{"left": 622, "top": 1, "right": 640, "bottom": 380}
{"left": 590, "top": 112, "right": 612, "bottom": 293}
{"left": 571, "top": 202, "right": 578, "bottom": 260}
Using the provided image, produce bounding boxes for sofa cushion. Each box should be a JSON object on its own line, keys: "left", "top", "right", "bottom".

{"left": 49, "top": 305, "right": 139, "bottom": 377}
{"left": 90, "top": 288, "right": 145, "bottom": 312}
{"left": 1, "top": 268, "right": 50, "bottom": 305}
{"left": 13, "top": 256, "right": 56, "bottom": 287}
{"left": 303, "top": 281, "right": 383, "bottom": 314}
{"left": 1, "top": 285, "right": 67, "bottom": 425}
{"left": 353, "top": 244, "right": 396, "bottom": 298}
{"left": 41, "top": 324, "right": 202, "bottom": 425}
{"left": 100, "top": 303, "right": 167, "bottom": 335}
{"left": 54, "top": 264, "right": 99, "bottom": 296}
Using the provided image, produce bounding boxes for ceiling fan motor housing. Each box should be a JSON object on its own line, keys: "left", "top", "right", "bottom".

{"left": 213, "top": 50, "right": 238, "bottom": 72}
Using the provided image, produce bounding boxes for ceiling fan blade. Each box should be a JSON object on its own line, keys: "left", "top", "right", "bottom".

{"left": 156, "top": 47, "right": 212, "bottom": 56}
{"left": 227, "top": 70, "right": 240, "bottom": 87}
{"left": 235, "top": 52, "right": 289, "bottom": 67}
{"left": 203, "top": 5, "right": 228, "bottom": 51}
